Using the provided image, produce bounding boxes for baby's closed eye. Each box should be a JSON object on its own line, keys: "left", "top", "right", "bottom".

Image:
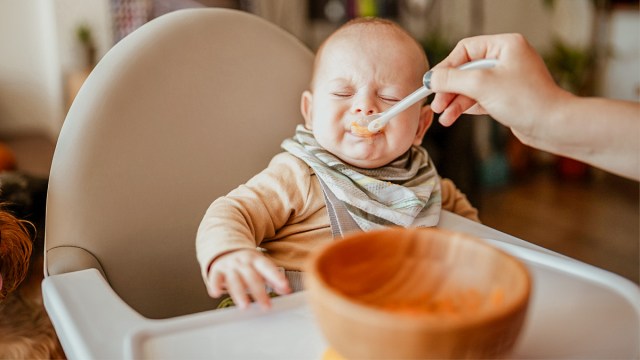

{"left": 378, "top": 94, "right": 400, "bottom": 103}
{"left": 331, "top": 91, "right": 353, "bottom": 98}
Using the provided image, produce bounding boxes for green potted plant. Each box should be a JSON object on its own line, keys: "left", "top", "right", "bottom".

{"left": 76, "top": 24, "right": 97, "bottom": 70}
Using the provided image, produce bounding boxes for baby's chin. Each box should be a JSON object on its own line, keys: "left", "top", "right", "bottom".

{"left": 330, "top": 141, "right": 391, "bottom": 168}
{"left": 338, "top": 151, "right": 391, "bottom": 169}
{"left": 337, "top": 140, "right": 413, "bottom": 168}
{"left": 344, "top": 159, "right": 387, "bottom": 169}
{"left": 318, "top": 136, "right": 391, "bottom": 168}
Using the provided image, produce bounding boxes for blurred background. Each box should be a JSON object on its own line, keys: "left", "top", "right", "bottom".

{"left": 0, "top": 0, "right": 637, "bottom": 285}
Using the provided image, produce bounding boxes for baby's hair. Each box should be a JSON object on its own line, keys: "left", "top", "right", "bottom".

{"left": 341, "top": 16, "right": 400, "bottom": 28}
{"left": 0, "top": 206, "right": 33, "bottom": 301}
{"left": 311, "top": 17, "right": 429, "bottom": 88}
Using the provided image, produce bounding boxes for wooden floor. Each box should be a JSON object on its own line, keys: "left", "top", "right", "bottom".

{"left": 478, "top": 169, "right": 639, "bottom": 284}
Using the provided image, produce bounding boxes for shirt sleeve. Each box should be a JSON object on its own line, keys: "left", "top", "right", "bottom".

{"left": 440, "top": 178, "right": 481, "bottom": 223}
{"left": 195, "top": 153, "right": 314, "bottom": 281}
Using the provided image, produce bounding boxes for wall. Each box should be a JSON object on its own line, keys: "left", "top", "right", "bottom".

{"left": 0, "top": 0, "right": 635, "bottom": 141}
{"left": 407, "top": 0, "right": 593, "bottom": 52}
{"left": 602, "top": 8, "right": 640, "bottom": 101}
{"left": 0, "top": 0, "right": 62, "bottom": 139}
{"left": 54, "top": 0, "right": 113, "bottom": 78}
{"left": 0, "top": 0, "right": 112, "bottom": 141}
{"left": 305, "top": 0, "right": 594, "bottom": 52}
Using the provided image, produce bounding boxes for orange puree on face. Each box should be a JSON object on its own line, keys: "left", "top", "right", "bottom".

{"left": 350, "top": 121, "right": 375, "bottom": 137}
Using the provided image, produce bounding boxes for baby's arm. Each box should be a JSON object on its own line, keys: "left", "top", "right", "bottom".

{"left": 196, "top": 153, "right": 313, "bottom": 309}
{"left": 440, "top": 178, "right": 480, "bottom": 222}
{"left": 205, "top": 249, "right": 290, "bottom": 310}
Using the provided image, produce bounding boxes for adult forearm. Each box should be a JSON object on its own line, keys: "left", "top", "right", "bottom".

{"left": 515, "top": 96, "right": 640, "bottom": 180}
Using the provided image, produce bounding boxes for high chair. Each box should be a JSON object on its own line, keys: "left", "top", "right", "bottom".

{"left": 42, "top": 8, "right": 313, "bottom": 358}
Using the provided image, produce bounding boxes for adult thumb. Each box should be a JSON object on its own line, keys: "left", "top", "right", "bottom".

{"left": 428, "top": 67, "right": 485, "bottom": 100}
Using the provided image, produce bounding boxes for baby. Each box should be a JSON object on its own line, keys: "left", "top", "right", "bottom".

{"left": 196, "top": 17, "right": 479, "bottom": 310}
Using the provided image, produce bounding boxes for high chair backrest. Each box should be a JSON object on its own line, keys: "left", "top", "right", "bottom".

{"left": 44, "top": 8, "right": 313, "bottom": 319}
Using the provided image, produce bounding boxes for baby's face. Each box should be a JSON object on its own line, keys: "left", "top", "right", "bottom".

{"left": 301, "top": 26, "right": 431, "bottom": 169}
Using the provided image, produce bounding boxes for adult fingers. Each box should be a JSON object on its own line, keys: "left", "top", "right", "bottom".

{"left": 432, "top": 35, "right": 495, "bottom": 70}
{"left": 434, "top": 34, "right": 522, "bottom": 71}
{"left": 430, "top": 92, "right": 456, "bottom": 114}
{"left": 429, "top": 66, "right": 489, "bottom": 102}
{"left": 438, "top": 94, "right": 482, "bottom": 127}
{"left": 464, "top": 103, "right": 487, "bottom": 116}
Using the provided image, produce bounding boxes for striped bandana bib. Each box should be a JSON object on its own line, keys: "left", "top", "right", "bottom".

{"left": 281, "top": 125, "right": 441, "bottom": 231}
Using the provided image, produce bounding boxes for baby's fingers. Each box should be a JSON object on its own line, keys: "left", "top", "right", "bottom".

{"left": 206, "top": 270, "right": 227, "bottom": 298}
{"left": 239, "top": 267, "right": 274, "bottom": 310}
{"left": 225, "top": 270, "right": 251, "bottom": 310}
{"left": 254, "top": 257, "right": 291, "bottom": 295}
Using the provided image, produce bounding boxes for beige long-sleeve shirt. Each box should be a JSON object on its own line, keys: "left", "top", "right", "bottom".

{"left": 196, "top": 152, "right": 479, "bottom": 280}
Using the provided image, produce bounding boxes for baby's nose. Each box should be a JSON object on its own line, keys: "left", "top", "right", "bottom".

{"left": 353, "top": 97, "right": 377, "bottom": 115}
{"left": 355, "top": 107, "right": 376, "bottom": 115}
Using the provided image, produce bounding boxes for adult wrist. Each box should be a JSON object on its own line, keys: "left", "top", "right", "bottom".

{"left": 519, "top": 87, "right": 577, "bottom": 150}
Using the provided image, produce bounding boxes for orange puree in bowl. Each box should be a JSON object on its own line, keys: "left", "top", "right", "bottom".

{"left": 375, "top": 288, "right": 505, "bottom": 316}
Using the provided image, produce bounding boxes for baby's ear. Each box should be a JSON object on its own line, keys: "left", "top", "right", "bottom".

{"left": 300, "top": 90, "right": 313, "bottom": 129}
{"left": 413, "top": 104, "right": 433, "bottom": 145}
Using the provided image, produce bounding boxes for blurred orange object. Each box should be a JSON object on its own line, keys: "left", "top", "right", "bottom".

{"left": 321, "top": 347, "right": 346, "bottom": 360}
{"left": 0, "top": 143, "right": 17, "bottom": 172}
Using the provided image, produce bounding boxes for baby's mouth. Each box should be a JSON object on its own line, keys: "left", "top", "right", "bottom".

{"left": 348, "top": 117, "right": 379, "bottom": 138}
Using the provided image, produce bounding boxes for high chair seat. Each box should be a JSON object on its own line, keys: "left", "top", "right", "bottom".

{"left": 42, "top": 8, "right": 313, "bottom": 358}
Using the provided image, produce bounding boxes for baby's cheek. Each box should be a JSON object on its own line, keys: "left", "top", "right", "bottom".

{"left": 313, "top": 131, "right": 334, "bottom": 150}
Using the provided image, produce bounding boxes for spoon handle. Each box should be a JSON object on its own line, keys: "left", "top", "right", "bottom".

{"left": 368, "top": 59, "right": 498, "bottom": 133}
{"left": 372, "top": 86, "right": 433, "bottom": 127}
{"left": 423, "top": 58, "right": 498, "bottom": 89}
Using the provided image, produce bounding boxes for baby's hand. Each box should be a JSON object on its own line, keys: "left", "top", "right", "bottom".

{"left": 205, "top": 249, "right": 291, "bottom": 310}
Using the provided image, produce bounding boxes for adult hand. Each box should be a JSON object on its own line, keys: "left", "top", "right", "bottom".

{"left": 430, "top": 33, "right": 571, "bottom": 135}
{"left": 205, "top": 249, "right": 291, "bottom": 310}
{"left": 428, "top": 33, "right": 640, "bottom": 181}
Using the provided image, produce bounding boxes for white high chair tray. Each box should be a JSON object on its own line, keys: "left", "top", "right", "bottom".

{"left": 124, "top": 239, "right": 640, "bottom": 359}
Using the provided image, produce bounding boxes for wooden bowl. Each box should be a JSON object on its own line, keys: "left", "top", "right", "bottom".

{"left": 305, "top": 227, "right": 531, "bottom": 359}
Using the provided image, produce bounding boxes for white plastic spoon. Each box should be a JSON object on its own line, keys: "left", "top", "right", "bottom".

{"left": 362, "top": 59, "right": 498, "bottom": 134}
